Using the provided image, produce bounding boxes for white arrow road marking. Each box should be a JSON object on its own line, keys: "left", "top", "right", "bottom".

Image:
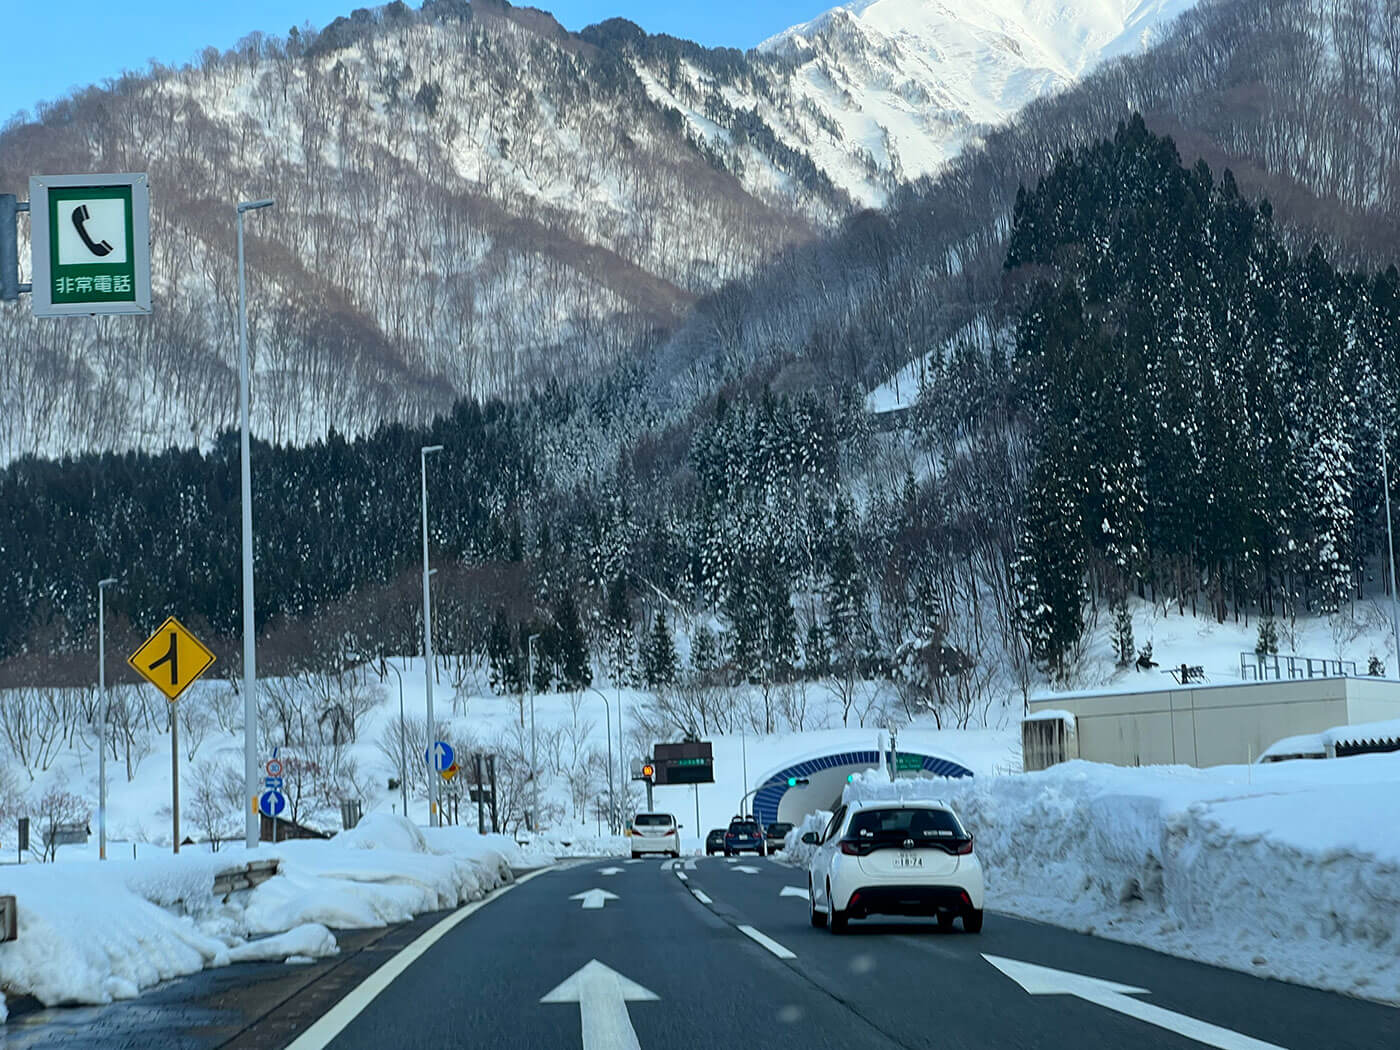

{"left": 733, "top": 865, "right": 760, "bottom": 874}
{"left": 780, "top": 886, "right": 810, "bottom": 901}
{"left": 691, "top": 889, "right": 713, "bottom": 905}
{"left": 983, "top": 956, "right": 1292, "bottom": 1050}
{"left": 541, "top": 960, "right": 659, "bottom": 1050}
{"left": 660, "top": 859, "right": 677, "bottom": 871}
{"left": 738, "top": 925, "right": 797, "bottom": 960}
{"left": 684, "top": 858, "right": 697, "bottom": 870}
{"left": 597, "top": 867, "right": 623, "bottom": 876}
{"left": 570, "top": 889, "right": 620, "bottom": 911}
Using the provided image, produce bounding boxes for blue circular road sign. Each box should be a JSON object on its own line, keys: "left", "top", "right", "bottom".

{"left": 259, "top": 789, "right": 287, "bottom": 817}
{"left": 425, "top": 740, "right": 455, "bottom": 772}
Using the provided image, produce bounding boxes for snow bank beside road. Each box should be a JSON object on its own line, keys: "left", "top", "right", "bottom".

{"left": 0, "top": 814, "right": 527, "bottom": 1014}
{"left": 823, "top": 758, "right": 1400, "bottom": 1003}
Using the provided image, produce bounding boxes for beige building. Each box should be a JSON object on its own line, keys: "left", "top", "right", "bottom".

{"left": 1023, "top": 676, "right": 1400, "bottom": 770}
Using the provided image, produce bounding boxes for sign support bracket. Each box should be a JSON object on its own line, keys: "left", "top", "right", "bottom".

{"left": 0, "top": 195, "right": 30, "bottom": 301}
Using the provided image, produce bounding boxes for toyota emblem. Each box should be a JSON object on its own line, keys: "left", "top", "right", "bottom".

{"left": 903, "top": 838, "right": 915, "bottom": 849}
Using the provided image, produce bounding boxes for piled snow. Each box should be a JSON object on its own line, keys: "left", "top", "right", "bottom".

{"left": 0, "top": 815, "right": 526, "bottom": 1012}
{"left": 821, "top": 757, "right": 1400, "bottom": 1003}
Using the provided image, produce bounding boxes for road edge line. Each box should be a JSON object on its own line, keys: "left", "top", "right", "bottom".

{"left": 691, "top": 889, "right": 713, "bottom": 905}
{"left": 737, "top": 924, "right": 797, "bottom": 960}
{"left": 284, "top": 865, "right": 555, "bottom": 1050}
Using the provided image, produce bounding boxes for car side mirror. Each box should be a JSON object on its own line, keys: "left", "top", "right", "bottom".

{"left": 800, "top": 832, "right": 819, "bottom": 845}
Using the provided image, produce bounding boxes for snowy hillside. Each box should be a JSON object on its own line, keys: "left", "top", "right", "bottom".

{"left": 758, "top": 0, "right": 1199, "bottom": 202}
{"left": 0, "top": 0, "right": 1212, "bottom": 460}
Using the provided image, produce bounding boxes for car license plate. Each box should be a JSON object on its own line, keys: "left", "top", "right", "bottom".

{"left": 896, "top": 852, "right": 923, "bottom": 868}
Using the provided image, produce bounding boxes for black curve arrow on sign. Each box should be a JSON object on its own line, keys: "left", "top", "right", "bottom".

{"left": 147, "top": 632, "right": 179, "bottom": 686}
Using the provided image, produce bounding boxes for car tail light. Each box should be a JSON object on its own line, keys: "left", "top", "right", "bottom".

{"left": 953, "top": 837, "right": 974, "bottom": 855}
{"left": 839, "top": 839, "right": 869, "bottom": 856}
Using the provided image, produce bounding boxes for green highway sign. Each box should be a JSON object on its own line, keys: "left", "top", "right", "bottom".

{"left": 29, "top": 173, "right": 150, "bottom": 317}
{"left": 896, "top": 754, "right": 923, "bottom": 772}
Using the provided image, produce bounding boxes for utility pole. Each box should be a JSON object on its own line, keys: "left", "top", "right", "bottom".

{"left": 740, "top": 726, "right": 748, "bottom": 816}
{"left": 617, "top": 689, "right": 626, "bottom": 822}
{"left": 420, "top": 444, "right": 444, "bottom": 826}
{"left": 486, "top": 754, "right": 500, "bottom": 833}
{"left": 1384, "top": 438, "right": 1400, "bottom": 677}
{"left": 528, "top": 633, "right": 540, "bottom": 832}
{"left": 386, "top": 660, "right": 407, "bottom": 817}
{"left": 97, "top": 578, "right": 117, "bottom": 860}
{"left": 474, "top": 752, "right": 486, "bottom": 834}
{"left": 237, "top": 197, "right": 275, "bottom": 850}
{"left": 587, "top": 688, "right": 615, "bottom": 834}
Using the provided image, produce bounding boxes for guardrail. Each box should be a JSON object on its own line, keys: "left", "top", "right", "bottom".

{"left": 212, "top": 859, "right": 280, "bottom": 899}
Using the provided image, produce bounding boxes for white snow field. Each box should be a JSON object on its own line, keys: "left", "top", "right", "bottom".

{"left": 0, "top": 814, "right": 530, "bottom": 1018}
{"left": 787, "top": 755, "right": 1400, "bottom": 1005}
{"left": 759, "top": 0, "right": 1199, "bottom": 203}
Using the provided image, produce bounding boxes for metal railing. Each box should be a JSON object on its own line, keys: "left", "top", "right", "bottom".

{"left": 1239, "top": 652, "right": 1358, "bottom": 681}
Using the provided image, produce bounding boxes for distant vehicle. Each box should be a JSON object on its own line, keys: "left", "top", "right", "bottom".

{"left": 804, "top": 800, "right": 984, "bottom": 934}
{"left": 628, "top": 812, "right": 680, "bottom": 858}
{"left": 765, "top": 821, "right": 794, "bottom": 853}
{"left": 705, "top": 828, "right": 727, "bottom": 856}
{"left": 724, "top": 817, "right": 766, "bottom": 857}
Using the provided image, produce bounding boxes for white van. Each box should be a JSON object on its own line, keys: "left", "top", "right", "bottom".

{"left": 628, "top": 812, "right": 680, "bottom": 858}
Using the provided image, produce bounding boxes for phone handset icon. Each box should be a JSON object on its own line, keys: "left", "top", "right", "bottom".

{"left": 71, "top": 204, "right": 114, "bottom": 257}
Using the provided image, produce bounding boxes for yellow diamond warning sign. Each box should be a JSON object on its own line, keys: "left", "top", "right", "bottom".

{"left": 127, "top": 617, "right": 216, "bottom": 702}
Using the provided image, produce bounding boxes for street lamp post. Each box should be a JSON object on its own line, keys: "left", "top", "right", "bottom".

{"left": 97, "top": 577, "right": 117, "bottom": 860}
{"left": 386, "top": 660, "right": 407, "bottom": 817}
{"left": 587, "top": 687, "right": 615, "bottom": 834}
{"left": 238, "top": 197, "right": 275, "bottom": 851}
{"left": 420, "top": 444, "right": 444, "bottom": 826}
{"left": 528, "top": 633, "right": 540, "bottom": 832}
{"left": 1383, "top": 438, "right": 1400, "bottom": 676}
{"left": 617, "top": 689, "right": 626, "bottom": 818}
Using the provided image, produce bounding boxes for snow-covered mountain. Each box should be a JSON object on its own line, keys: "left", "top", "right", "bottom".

{"left": 756, "top": 0, "right": 1199, "bottom": 202}
{"left": 0, "top": 0, "right": 1209, "bottom": 459}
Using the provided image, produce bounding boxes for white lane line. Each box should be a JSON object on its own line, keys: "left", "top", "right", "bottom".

{"left": 676, "top": 871, "right": 689, "bottom": 882}
{"left": 780, "top": 886, "right": 810, "bottom": 901}
{"left": 737, "top": 924, "right": 797, "bottom": 960}
{"left": 660, "top": 859, "right": 676, "bottom": 872}
{"left": 691, "top": 890, "right": 713, "bottom": 906}
{"left": 624, "top": 859, "right": 644, "bottom": 865}
{"left": 683, "top": 858, "right": 697, "bottom": 871}
{"left": 285, "top": 867, "right": 555, "bottom": 1050}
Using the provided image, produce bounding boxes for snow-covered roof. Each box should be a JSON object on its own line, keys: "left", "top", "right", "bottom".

{"left": 1260, "top": 717, "right": 1400, "bottom": 762}
{"left": 1024, "top": 709, "right": 1076, "bottom": 724}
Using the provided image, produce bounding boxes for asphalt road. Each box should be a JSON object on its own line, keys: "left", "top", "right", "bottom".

{"left": 8, "top": 856, "right": 1398, "bottom": 1049}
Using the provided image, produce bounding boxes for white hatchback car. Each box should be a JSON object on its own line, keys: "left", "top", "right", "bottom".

{"left": 804, "top": 800, "right": 984, "bottom": 933}
{"left": 628, "top": 812, "right": 681, "bottom": 858}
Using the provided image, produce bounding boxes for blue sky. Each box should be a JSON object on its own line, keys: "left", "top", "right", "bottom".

{"left": 0, "top": 1, "right": 824, "bottom": 123}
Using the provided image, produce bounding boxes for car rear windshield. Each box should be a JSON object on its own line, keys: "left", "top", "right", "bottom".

{"left": 634, "top": 814, "right": 674, "bottom": 827}
{"left": 846, "top": 807, "right": 966, "bottom": 844}
{"left": 729, "top": 822, "right": 760, "bottom": 834}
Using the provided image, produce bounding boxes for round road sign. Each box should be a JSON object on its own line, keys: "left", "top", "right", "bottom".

{"left": 265, "top": 759, "right": 283, "bottom": 777}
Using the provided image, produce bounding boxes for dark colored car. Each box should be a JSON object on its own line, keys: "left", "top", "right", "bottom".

{"left": 705, "top": 828, "right": 727, "bottom": 855}
{"left": 765, "top": 822, "right": 794, "bottom": 853}
{"left": 724, "top": 818, "right": 766, "bottom": 856}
